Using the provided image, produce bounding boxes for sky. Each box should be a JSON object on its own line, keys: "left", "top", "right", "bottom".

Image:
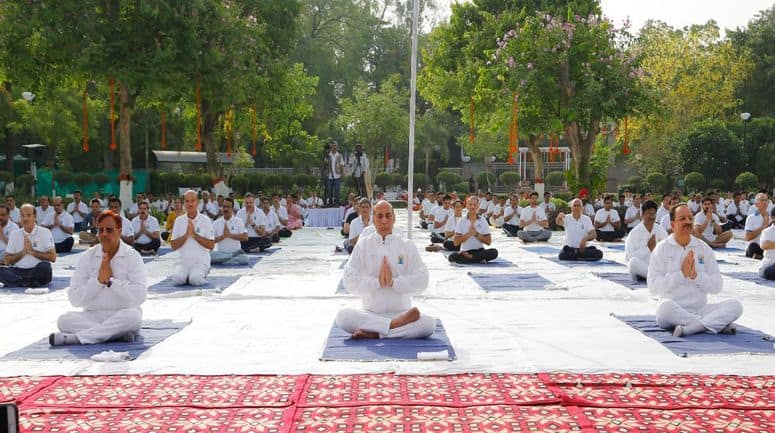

{"left": 433, "top": 0, "right": 774, "bottom": 35}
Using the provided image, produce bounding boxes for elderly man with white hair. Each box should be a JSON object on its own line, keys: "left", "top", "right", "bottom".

{"left": 744, "top": 193, "right": 771, "bottom": 260}
{"left": 170, "top": 190, "right": 215, "bottom": 286}
{"left": 555, "top": 198, "right": 603, "bottom": 261}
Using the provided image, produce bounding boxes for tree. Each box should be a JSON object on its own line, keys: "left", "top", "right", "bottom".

{"left": 646, "top": 172, "right": 668, "bottom": 193}
{"left": 679, "top": 120, "right": 744, "bottom": 185}
{"left": 735, "top": 171, "right": 759, "bottom": 192}
{"left": 729, "top": 5, "right": 775, "bottom": 117}
{"left": 684, "top": 172, "right": 706, "bottom": 193}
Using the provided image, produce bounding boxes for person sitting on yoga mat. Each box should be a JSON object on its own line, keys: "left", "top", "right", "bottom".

{"left": 272, "top": 194, "right": 292, "bottom": 238}
{"left": 502, "top": 195, "right": 522, "bottom": 237}
{"left": 758, "top": 206, "right": 775, "bottom": 280}
{"left": 594, "top": 195, "right": 625, "bottom": 242}
{"left": 131, "top": 202, "right": 161, "bottom": 256}
{"left": 260, "top": 197, "right": 282, "bottom": 243}
{"left": 49, "top": 210, "right": 147, "bottom": 346}
{"left": 555, "top": 199, "right": 603, "bottom": 261}
{"left": 694, "top": 197, "right": 734, "bottom": 249}
{"left": 107, "top": 197, "right": 135, "bottom": 246}
{"left": 78, "top": 198, "right": 104, "bottom": 245}
{"left": 448, "top": 195, "right": 498, "bottom": 264}
{"left": 648, "top": 203, "right": 743, "bottom": 337}
{"left": 236, "top": 193, "right": 272, "bottom": 253}
{"left": 442, "top": 199, "right": 464, "bottom": 251}
{"left": 744, "top": 193, "right": 771, "bottom": 260}
{"left": 170, "top": 190, "right": 215, "bottom": 286}
{"left": 624, "top": 194, "right": 642, "bottom": 234}
{"left": 211, "top": 197, "right": 249, "bottom": 265}
{"left": 41, "top": 196, "right": 75, "bottom": 253}
{"left": 430, "top": 194, "right": 452, "bottom": 244}
{"left": 346, "top": 198, "right": 373, "bottom": 254}
{"left": 0, "top": 204, "right": 19, "bottom": 264}
{"left": 491, "top": 195, "right": 506, "bottom": 228}
{"left": 162, "top": 197, "right": 181, "bottom": 242}
{"left": 517, "top": 192, "right": 551, "bottom": 243}
{"left": 625, "top": 200, "right": 667, "bottom": 281}
{"left": 337, "top": 200, "right": 436, "bottom": 339}
{"left": 0, "top": 204, "right": 56, "bottom": 287}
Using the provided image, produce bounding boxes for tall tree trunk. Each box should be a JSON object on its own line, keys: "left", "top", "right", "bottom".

{"left": 565, "top": 121, "right": 599, "bottom": 189}
{"left": 118, "top": 81, "right": 135, "bottom": 210}
{"left": 527, "top": 134, "right": 544, "bottom": 183}
{"left": 201, "top": 100, "right": 223, "bottom": 180}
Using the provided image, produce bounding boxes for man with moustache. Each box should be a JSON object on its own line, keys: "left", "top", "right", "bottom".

{"left": 170, "top": 190, "right": 215, "bottom": 286}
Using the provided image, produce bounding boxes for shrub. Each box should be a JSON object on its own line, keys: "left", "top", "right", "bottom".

{"left": 683, "top": 172, "right": 706, "bottom": 193}
{"left": 544, "top": 171, "right": 565, "bottom": 187}
{"left": 735, "top": 171, "right": 759, "bottom": 192}
{"left": 627, "top": 175, "right": 644, "bottom": 192}
{"left": 0, "top": 171, "right": 13, "bottom": 183}
{"left": 92, "top": 173, "right": 110, "bottom": 187}
{"left": 73, "top": 172, "right": 91, "bottom": 187}
{"left": 53, "top": 170, "right": 73, "bottom": 187}
{"left": 247, "top": 172, "right": 265, "bottom": 192}
{"left": 645, "top": 172, "right": 668, "bottom": 193}
{"left": 230, "top": 174, "right": 249, "bottom": 195}
{"left": 499, "top": 171, "right": 521, "bottom": 188}
{"left": 391, "top": 173, "right": 405, "bottom": 188}
{"left": 709, "top": 178, "right": 727, "bottom": 191}
{"left": 436, "top": 171, "right": 462, "bottom": 189}
{"left": 553, "top": 191, "right": 573, "bottom": 202}
{"left": 452, "top": 182, "right": 469, "bottom": 194}
{"left": 374, "top": 172, "right": 393, "bottom": 190}
{"left": 476, "top": 171, "right": 494, "bottom": 190}
{"left": 276, "top": 173, "right": 293, "bottom": 191}
{"left": 294, "top": 174, "right": 317, "bottom": 189}
{"left": 15, "top": 174, "right": 34, "bottom": 192}
{"left": 404, "top": 173, "right": 429, "bottom": 190}
{"left": 551, "top": 197, "right": 570, "bottom": 214}
{"left": 263, "top": 174, "right": 281, "bottom": 191}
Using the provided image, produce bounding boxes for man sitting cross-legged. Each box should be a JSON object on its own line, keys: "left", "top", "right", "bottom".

{"left": 744, "top": 193, "right": 771, "bottom": 259}
{"left": 759, "top": 207, "right": 775, "bottom": 280}
{"left": 517, "top": 191, "right": 551, "bottom": 242}
{"left": 648, "top": 203, "right": 742, "bottom": 337}
{"left": 555, "top": 199, "right": 603, "bottom": 261}
{"left": 236, "top": 193, "right": 272, "bottom": 253}
{"left": 131, "top": 201, "right": 161, "bottom": 255}
{"left": 430, "top": 194, "right": 452, "bottom": 244}
{"left": 448, "top": 195, "right": 498, "bottom": 264}
{"left": 502, "top": 195, "right": 521, "bottom": 237}
{"left": 594, "top": 194, "right": 625, "bottom": 242}
{"left": 625, "top": 200, "right": 667, "bottom": 281}
{"left": 210, "top": 197, "right": 249, "bottom": 265}
{"left": 42, "top": 196, "right": 75, "bottom": 253}
{"left": 49, "top": 210, "right": 147, "bottom": 346}
{"left": 170, "top": 190, "right": 215, "bottom": 286}
{"left": 694, "top": 197, "right": 733, "bottom": 249}
{"left": 336, "top": 200, "right": 436, "bottom": 339}
{"left": 442, "top": 200, "right": 464, "bottom": 251}
{"left": 0, "top": 204, "right": 56, "bottom": 287}
{"left": 346, "top": 198, "right": 373, "bottom": 254}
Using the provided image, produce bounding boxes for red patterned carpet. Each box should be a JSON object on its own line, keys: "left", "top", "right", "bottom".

{"left": 2, "top": 373, "right": 773, "bottom": 432}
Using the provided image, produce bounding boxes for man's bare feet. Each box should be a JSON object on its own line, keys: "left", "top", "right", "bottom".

{"left": 389, "top": 307, "right": 421, "bottom": 329}
{"left": 351, "top": 329, "right": 379, "bottom": 339}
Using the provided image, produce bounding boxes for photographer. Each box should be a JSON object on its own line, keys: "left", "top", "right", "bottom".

{"left": 352, "top": 143, "right": 370, "bottom": 199}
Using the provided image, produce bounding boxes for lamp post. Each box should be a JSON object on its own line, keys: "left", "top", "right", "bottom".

{"left": 740, "top": 112, "right": 751, "bottom": 153}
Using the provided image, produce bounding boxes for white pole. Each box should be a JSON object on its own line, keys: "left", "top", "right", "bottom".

{"left": 406, "top": 0, "right": 419, "bottom": 239}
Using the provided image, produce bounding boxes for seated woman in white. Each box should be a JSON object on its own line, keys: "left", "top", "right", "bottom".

{"left": 648, "top": 204, "right": 742, "bottom": 337}
{"left": 625, "top": 200, "right": 667, "bottom": 281}
{"left": 50, "top": 210, "right": 147, "bottom": 345}
{"left": 336, "top": 201, "right": 436, "bottom": 339}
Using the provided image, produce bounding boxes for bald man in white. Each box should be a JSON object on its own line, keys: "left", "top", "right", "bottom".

{"left": 337, "top": 200, "right": 436, "bottom": 339}
{"left": 170, "top": 190, "right": 215, "bottom": 286}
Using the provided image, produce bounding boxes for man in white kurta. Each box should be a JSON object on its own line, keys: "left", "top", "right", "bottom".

{"left": 346, "top": 198, "right": 372, "bottom": 254}
{"left": 337, "top": 200, "right": 436, "bottom": 339}
{"left": 430, "top": 194, "right": 452, "bottom": 244}
{"left": 211, "top": 197, "right": 249, "bottom": 265}
{"left": 759, "top": 207, "right": 775, "bottom": 280}
{"left": 50, "top": 210, "right": 147, "bottom": 345}
{"left": 594, "top": 195, "right": 625, "bottom": 242}
{"left": 517, "top": 192, "right": 551, "bottom": 242}
{"left": 131, "top": 202, "right": 161, "bottom": 255}
{"left": 170, "top": 190, "right": 215, "bottom": 286}
{"left": 694, "top": 197, "right": 733, "bottom": 248}
{"left": 625, "top": 200, "right": 667, "bottom": 281}
{"left": 42, "top": 197, "right": 75, "bottom": 253}
{"left": 556, "top": 199, "right": 603, "bottom": 261}
{"left": 0, "top": 205, "right": 19, "bottom": 262}
{"left": 450, "top": 195, "right": 498, "bottom": 264}
{"left": 1, "top": 204, "right": 56, "bottom": 287}
{"left": 647, "top": 204, "right": 743, "bottom": 337}
{"left": 743, "top": 193, "right": 771, "bottom": 259}
{"left": 502, "top": 195, "right": 521, "bottom": 237}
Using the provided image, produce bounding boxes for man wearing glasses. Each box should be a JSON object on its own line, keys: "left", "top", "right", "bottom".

{"left": 49, "top": 210, "right": 147, "bottom": 346}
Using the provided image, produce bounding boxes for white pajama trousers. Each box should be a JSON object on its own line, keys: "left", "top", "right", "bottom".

{"left": 336, "top": 308, "right": 437, "bottom": 339}
{"left": 58, "top": 308, "right": 142, "bottom": 344}
{"left": 172, "top": 263, "right": 210, "bottom": 286}
{"left": 628, "top": 257, "right": 649, "bottom": 280}
{"left": 656, "top": 299, "right": 743, "bottom": 334}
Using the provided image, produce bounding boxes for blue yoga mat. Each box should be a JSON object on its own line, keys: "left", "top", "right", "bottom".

{"left": 1, "top": 319, "right": 190, "bottom": 361}
{"left": 592, "top": 272, "right": 647, "bottom": 290}
{"left": 713, "top": 246, "right": 744, "bottom": 253}
{"left": 211, "top": 255, "right": 261, "bottom": 269}
{"left": 245, "top": 247, "right": 281, "bottom": 256}
{"left": 468, "top": 272, "right": 552, "bottom": 291}
{"left": 605, "top": 244, "right": 625, "bottom": 251}
{"left": 148, "top": 275, "right": 241, "bottom": 295}
{"left": 723, "top": 272, "right": 775, "bottom": 288}
{"left": 542, "top": 255, "right": 625, "bottom": 268}
{"left": 321, "top": 320, "right": 457, "bottom": 361}
{"left": 2, "top": 276, "right": 71, "bottom": 293}
{"left": 614, "top": 314, "right": 775, "bottom": 357}
{"left": 521, "top": 245, "right": 561, "bottom": 255}
{"left": 141, "top": 248, "right": 174, "bottom": 262}
{"left": 450, "top": 258, "right": 516, "bottom": 268}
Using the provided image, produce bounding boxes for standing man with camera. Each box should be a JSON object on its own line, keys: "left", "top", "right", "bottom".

{"left": 324, "top": 141, "right": 345, "bottom": 207}
{"left": 352, "top": 143, "right": 371, "bottom": 199}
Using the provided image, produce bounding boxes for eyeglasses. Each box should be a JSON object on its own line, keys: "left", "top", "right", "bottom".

{"left": 97, "top": 227, "right": 117, "bottom": 233}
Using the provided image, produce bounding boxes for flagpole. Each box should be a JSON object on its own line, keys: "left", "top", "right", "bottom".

{"left": 407, "top": 0, "right": 419, "bottom": 239}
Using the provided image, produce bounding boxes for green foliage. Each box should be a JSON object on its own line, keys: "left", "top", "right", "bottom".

{"left": 263, "top": 174, "right": 281, "bottom": 192}
{"left": 374, "top": 172, "right": 393, "bottom": 190}
{"left": 182, "top": 173, "right": 209, "bottom": 190}
{"left": 452, "top": 182, "right": 470, "bottom": 194}
{"left": 93, "top": 173, "right": 110, "bottom": 186}
{"left": 73, "top": 173, "right": 92, "bottom": 187}
{"left": 53, "top": 171, "right": 73, "bottom": 187}
{"left": 230, "top": 174, "right": 249, "bottom": 195}
{"left": 294, "top": 174, "right": 317, "bottom": 189}
{"left": 627, "top": 175, "right": 644, "bottom": 192}
{"left": 499, "top": 171, "right": 521, "bottom": 188}
{"left": 680, "top": 120, "right": 744, "bottom": 184}
{"left": 391, "top": 173, "right": 405, "bottom": 188}
{"left": 729, "top": 5, "right": 775, "bottom": 117}
{"left": 406, "top": 173, "right": 430, "bottom": 191}
{"left": 646, "top": 172, "right": 668, "bottom": 193}
{"left": 755, "top": 141, "right": 775, "bottom": 189}
{"left": 247, "top": 172, "right": 265, "bottom": 193}
{"left": 551, "top": 198, "right": 570, "bottom": 214}
{"left": 684, "top": 172, "right": 707, "bottom": 192}
{"left": 553, "top": 191, "right": 573, "bottom": 202}
{"left": 544, "top": 171, "right": 565, "bottom": 187}
{"left": 735, "top": 172, "right": 759, "bottom": 191}
{"left": 0, "top": 171, "right": 13, "bottom": 183}
{"left": 476, "top": 172, "right": 494, "bottom": 190}
{"left": 436, "top": 171, "right": 463, "bottom": 189}
{"left": 709, "top": 178, "right": 728, "bottom": 190}
{"left": 15, "top": 174, "right": 34, "bottom": 192}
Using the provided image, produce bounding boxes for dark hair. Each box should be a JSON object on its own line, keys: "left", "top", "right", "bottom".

{"left": 96, "top": 210, "right": 122, "bottom": 228}
{"left": 641, "top": 200, "right": 658, "bottom": 213}
{"left": 669, "top": 203, "right": 688, "bottom": 222}
{"left": 72, "top": 190, "right": 82, "bottom": 195}
{"left": 530, "top": 191, "right": 539, "bottom": 198}
{"left": 604, "top": 195, "right": 614, "bottom": 202}
{"left": 662, "top": 193, "right": 671, "bottom": 200}
{"left": 90, "top": 198, "right": 101, "bottom": 206}
{"left": 442, "top": 194, "right": 452, "bottom": 201}
{"left": 702, "top": 197, "right": 712, "bottom": 204}
{"left": 771, "top": 206, "right": 775, "bottom": 218}
{"left": 223, "top": 197, "right": 234, "bottom": 207}
{"left": 108, "top": 197, "right": 122, "bottom": 207}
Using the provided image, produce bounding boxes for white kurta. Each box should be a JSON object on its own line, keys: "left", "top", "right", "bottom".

{"left": 58, "top": 241, "right": 147, "bottom": 344}
{"left": 337, "top": 230, "right": 435, "bottom": 338}
{"left": 625, "top": 222, "right": 667, "bottom": 279}
{"left": 5, "top": 225, "right": 55, "bottom": 269}
{"left": 455, "top": 216, "right": 490, "bottom": 251}
{"left": 647, "top": 235, "right": 742, "bottom": 333}
{"left": 759, "top": 225, "right": 775, "bottom": 277}
{"left": 171, "top": 213, "right": 214, "bottom": 286}
{"left": 431, "top": 206, "right": 453, "bottom": 234}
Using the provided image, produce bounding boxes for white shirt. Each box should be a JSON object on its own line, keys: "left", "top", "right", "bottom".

{"left": 5, "top": 225, "right": 55, "bottom": 269}
{"left": 445, "top": 214, "right": 462, "bottom": 233}
{"left": 625, "top": 222, "right": 668, "bottom": 263}
{"left": 348, "top": 215, "right": 372, "bottom": 242}
{"left": 306, "top": 196, "right": 323, "bottom": 208}
{"left": 343, "top": 206, "right": 356, "bottom": 223}
{"left": 594, "top": 208, "right": 621, "bottom": 232}
{"left": 431, "top": 206, "right": 453, "bottom": 234}
{"left": 213, "top": 215, "right": 247, "bottom": 253}
{"left": 688, "top": 200, "right": 700, "bottom": 214}
{"left": 36, "top": 206, "right": 55, "bottom": 226}
{"left": 478, "top": 199, "right": 491, "bottom": 214}
{"left": 655, "top": 205, "right": 670, "bottom": 225}
{"left": 520, "top": 206, "right": 548, "bottom": 232}
{"left": 491, "top": 204, "right": 505, "bottom": 227}
{"left": 759, "top": 225, "right": 775, "bottom": 276}
{"left": 204, "top": 201, "right": 220, "bottom": 218}
{"left": 0, "top": 221, "right": 19, "bottom": 251}
{"left": 562, "top": 214, "right": 594, "bottom": 248}
{"left": 236, "top": 207, "right": 266, "bottom": 237}
{"left": 171, "top": 213, "right": 214, "bottom": 268}
{"left": 43, "top": 211, "right": 74, "bottom": 243}
{"left": 624, "top": 205, "right": 641, "bottom": 228}
{"left": 421, "top": 199, "right": 434, "bottom": 217}
{"left": 342, "top": 229, "right": 429, "bottom": 314}
{"left": 583, "top": 203, "right": 595, "bottom": 218}
{"left": 503, "top": 205, "right": 521, "bottom": 226}
{"left": 261, "top": 208, "right": 279, "bottom": 232}
{"left": 539, "top": 200, "right": 556, "bottom": 213}
{"left": 328, "top": 151, "right": 342, "bottom": 179}
{"left": 726, "top": 201, "right": 747, "bottom": 220}
{"left": 744, "top": 210, "right": 768, "bottom": 244}
{"left": 131, "top": 215, "right": 160, "bottom": 244}
{"left": 68, "top": 241, "right": 147, "bottom": 311}
{"left": 648, "top": 235, "right": 723, "bottom": 313}
{"left": 120, "top": 216, "right": 135, "bottom": 239}
{"left": 455, "top": 216, "right": 490, "bottom": 251}
{"left": 659, "top": 213, "right": 672, "bottom": 230}
{"left": 66, "top": 201, "right": 89, "bottom": 224}
{"left": 273, "top": 206, "right": 288, "bottom": 228}
{"left": 8, "top": 207, "right": 20, "bottom": 224}
{"left": 694, "top": 212, "right": 721, "bottom": 240}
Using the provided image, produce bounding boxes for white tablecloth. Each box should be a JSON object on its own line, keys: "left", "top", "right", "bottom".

{"left": 307, "top": 207, "right": 344, "bottom": 227}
